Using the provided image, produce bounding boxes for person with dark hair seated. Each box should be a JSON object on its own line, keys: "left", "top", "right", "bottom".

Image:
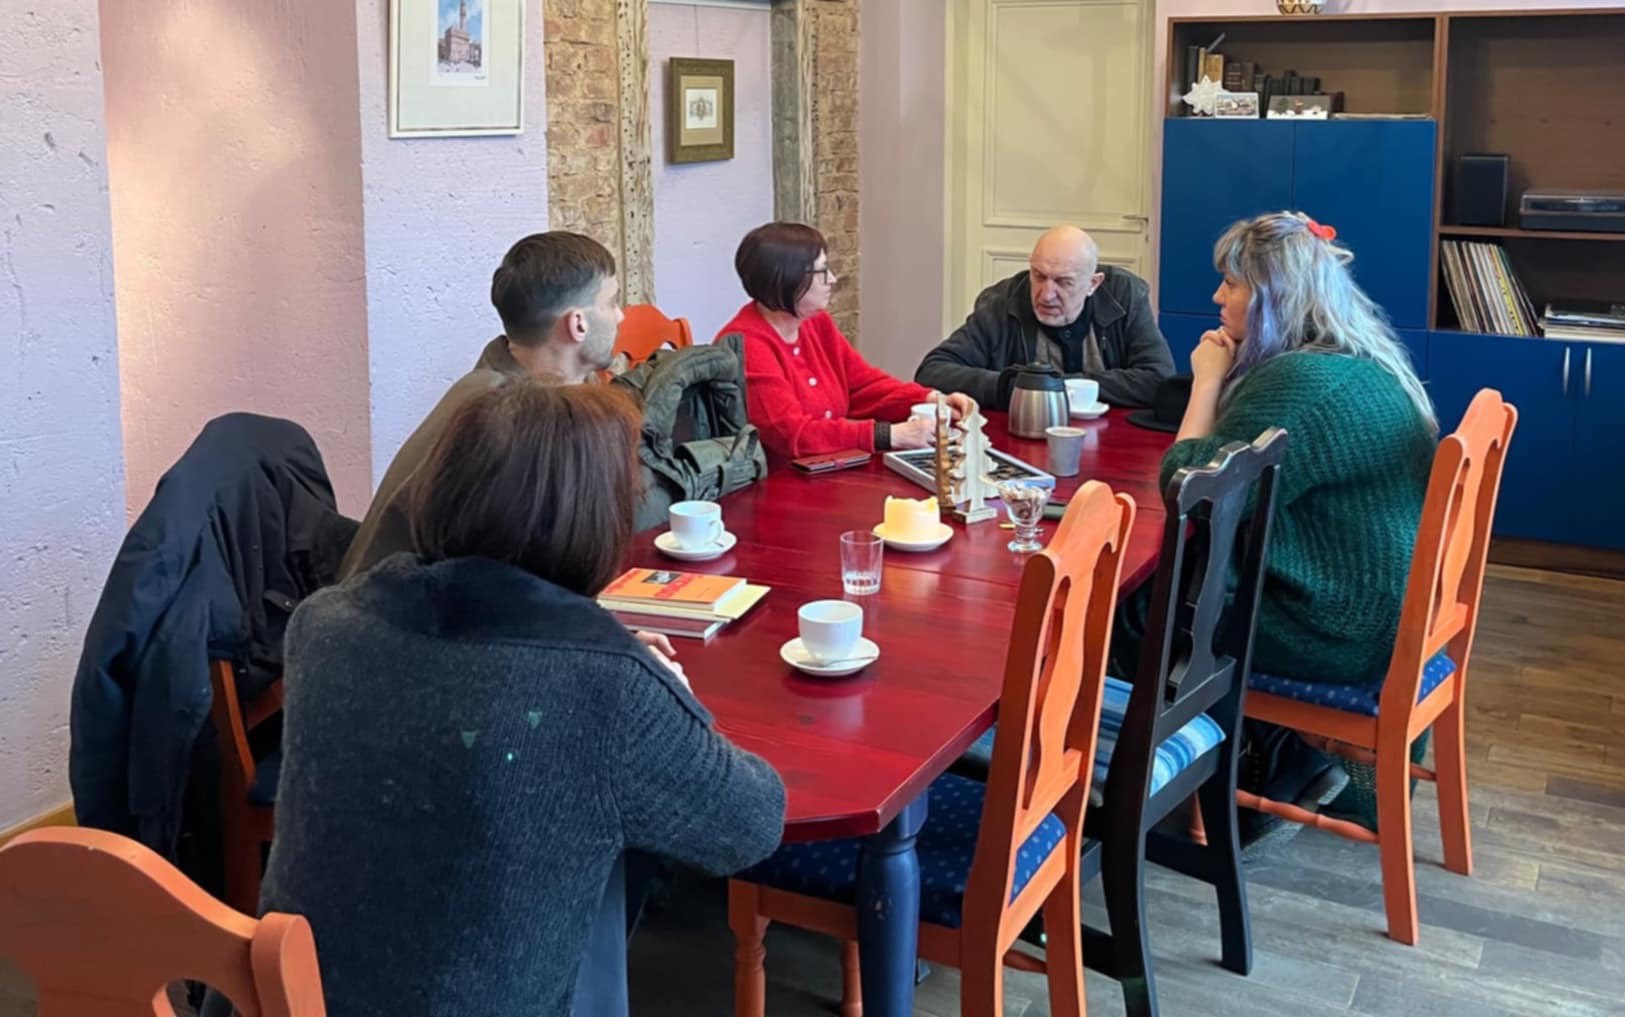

{"left": 721, "top": 221, "right": 974, "bottom": 459}
{"left": 341, "top": 230, "right": 626, "bottom": 579}
{"left": 258, "top": 379, "right": 787, "bottom": 1017}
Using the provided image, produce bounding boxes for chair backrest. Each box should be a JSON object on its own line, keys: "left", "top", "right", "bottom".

{"left": 615, "top": 304, "right": 694, "bottom": 366}
{"left": 210, "top": 660, "right": 269, "bottom": 811}
{"left": 1109, "top": 429, "right": 1289, "bottom": 815}
{"left": 1379, "top": 389, "right": 1517, "bottom": 720}
{"left": 0, "top": 827, "right": 324, "bottom": 1017}
{"left": 965, "top": 482, "right": 1136, "bottom": 919}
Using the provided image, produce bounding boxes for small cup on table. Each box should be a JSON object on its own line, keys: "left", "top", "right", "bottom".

{"left": 1044, "top": 425, "right": 1086, "bottom": 478}
{"left": 798, "top": 600, "right": 864, "bottom": 663}
{"left": 668, "top": 500, "right": 724, "bottom": 550}
{"left": 839, "top": 529, "right": 884, "bottom": 595}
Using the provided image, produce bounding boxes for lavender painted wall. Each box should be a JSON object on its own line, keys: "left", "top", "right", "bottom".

{"left": 101, "top": 0, "right": 373, "bottom": 517}
{"left": 0, "top": 1, "right": 126, "bottom": 830}
{"left": 354, "top": 0, "right": 551, "bottom": 486}
{"left": 858, "top": 0, "right": 948, "bottom": 378}
{"left": 649, "top": 2, "right": 775, "bottom": 344}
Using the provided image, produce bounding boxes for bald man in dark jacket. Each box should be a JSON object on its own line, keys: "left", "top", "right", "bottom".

{"left": 917, "top": 226, "right": 1174, "bottom": 409}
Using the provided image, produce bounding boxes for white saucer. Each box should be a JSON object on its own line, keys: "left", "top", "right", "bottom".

{"left": 1070, "top": 401, "right": 1109, "bottom": 420}
{"left": 780, "top": 637, "right": 880, "bottom": 677}
{"left": 871, "top": 522, "right": 953, "bottom": 553}
{"left": 654, "top": 529, "right": 738, "bottom": 562}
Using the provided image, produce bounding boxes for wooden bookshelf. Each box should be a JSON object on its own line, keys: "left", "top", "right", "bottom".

{"left": 1165, "top": 16, "right": 1439, "bottom": 118}
{"left": 1167, "top": 8, "right": 1625, "bottom": 331}
{"left": 1439, "top": 226, "right": 1625, "bottom": 245}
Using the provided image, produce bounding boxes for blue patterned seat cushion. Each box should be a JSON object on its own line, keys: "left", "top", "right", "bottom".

{"left": 1095, "top": 677, "right": 1225, "bottom": 803}
{"left": 739, "top": 773, "right": 1065, "bottom": 929}
{"left": 1248, "top": 653, "right": 1456, "bottom": 718}
{"left": 965, "top": 678, "right": 1226, "bottom": 806}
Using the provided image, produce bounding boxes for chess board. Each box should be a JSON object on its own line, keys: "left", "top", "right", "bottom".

{"left": 882, "top": 447, "right": 1055, "bottom": 495}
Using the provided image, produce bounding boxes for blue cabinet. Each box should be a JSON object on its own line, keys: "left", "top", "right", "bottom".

{"left": 1570, "top": 342, "right": 1625, "bottom": 551}
{"left": 1292, "top": 121, "right": 1436, "bottom": 330}
{"left": 1398, "top": 329, "right": 1429, "bottom": 383}
{"left": 1428, "top": 332, "right": 1625, "bottom": 551}
{"left": 1158, "top": 311, "right": 1214, "bottom": 371}
{"left": 1160, "top": 120, "right": 1293, "bottom": 316}
{"left": 1428, "top": 332, "right": 1573, "bottom": 544}
{"left": 1160, "top": 119, "right": 1436, "bottom": 329}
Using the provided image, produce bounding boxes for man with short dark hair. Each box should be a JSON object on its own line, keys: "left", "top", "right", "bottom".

{"left": 916, "top": 226, "right": 1175, "bottom": 409}
{"left": 340, "top": 231, "right": 625, "bottom": 579}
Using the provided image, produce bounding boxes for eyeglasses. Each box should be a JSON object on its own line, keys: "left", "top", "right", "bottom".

{"left": 807, "top": 265, "right": 837, "bottom": 284}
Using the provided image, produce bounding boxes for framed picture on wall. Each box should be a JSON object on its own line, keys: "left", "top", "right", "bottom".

{"left": 389, "top": 0, "right": 524, "bottom": 138}
{"left": 667, "top": 58, "right": 735, "bottom": 164}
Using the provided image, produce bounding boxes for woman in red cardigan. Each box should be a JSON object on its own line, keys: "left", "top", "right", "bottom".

{"left": 721, "top": 222, "right": 974, "bottom": 459}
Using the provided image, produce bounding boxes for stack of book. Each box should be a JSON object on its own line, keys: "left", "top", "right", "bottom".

{"left": 599, "top": 567, "right": 769, "bottom": 642}
{"left": 1440, "top": 240, "right": 1539, "bottom": 337}
{"left": 1540, "top": 302, "right": 1625, "bottom": 343}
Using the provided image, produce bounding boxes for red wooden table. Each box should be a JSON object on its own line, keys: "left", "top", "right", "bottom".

{"left": 625, "top": 409, "right": 1173, "bottom": 1015}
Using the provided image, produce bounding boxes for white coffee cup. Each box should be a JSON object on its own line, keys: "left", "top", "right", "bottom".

{"left": 669, "top": 500, "right": 724, "bottom": 549}
{"left": 1066, "top": 378, "right": 1100, "bottom": 410}
{"left": 910, "top": 401, "right": 939, "bottom": 424}
{"left": 798, "top": 600, "right": 864, "bottom": 663}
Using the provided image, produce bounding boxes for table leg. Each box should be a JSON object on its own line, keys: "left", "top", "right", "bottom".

{"left": 856, "top": 793, "right": 929, "bottom": 1017}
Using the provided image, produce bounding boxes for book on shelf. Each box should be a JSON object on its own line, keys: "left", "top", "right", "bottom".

{"left": 1539, "top": 302, "right": 1625, "bottom": 343}
{"left": 1543, "top": 301, "right": 1625, "bottom": 329}
{"left": 1439, "top": 239, "right": 1538, "bottom": 337}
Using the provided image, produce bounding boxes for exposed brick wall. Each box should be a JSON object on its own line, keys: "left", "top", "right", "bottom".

{"left": 545, "top": 0, "right": 861, "bottom": 331}
{"left": 545, "top": 1, "right": 622, "bottom": 257}
{"left": 807, "top": 0, "right": 861, "bottom": 340}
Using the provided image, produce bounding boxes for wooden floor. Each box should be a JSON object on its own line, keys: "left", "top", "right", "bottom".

{"left": 3, "top": 565, "right": 1623, "bottom": 1016}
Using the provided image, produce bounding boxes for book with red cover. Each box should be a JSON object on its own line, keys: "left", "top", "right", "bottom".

{"left": 600, "top": 568, "right": 744, "bottom": 609}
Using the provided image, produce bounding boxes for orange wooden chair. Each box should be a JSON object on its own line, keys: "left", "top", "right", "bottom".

{"left": 209, "top": 659, "right": 283, "bottom": 915}
{"left": 615, "top": 304, "right": 694, "bottom": 367}
{"left": 0, "top": 826, "right": 324, "bottom": 1016}
{"left": 728, "top": 481, "right": 1137, "bottom": 1017}
{"left": 1238, "top": 388, "right": 1517, "bottom": 945}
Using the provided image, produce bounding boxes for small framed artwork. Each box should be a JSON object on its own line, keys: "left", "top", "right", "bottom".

{"left": 667, "top": 58, "right": 735, "bottom": 164}
{"left": 1214, "top": 91, "right": 1260, "bottom": 119}
{"left": 1267, "top": 94, "right": 1333, "bottom": 120}
{"left": 390, "top": 0, "right": 525, "bottom": 138}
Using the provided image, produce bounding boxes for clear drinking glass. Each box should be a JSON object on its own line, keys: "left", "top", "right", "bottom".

{"left": 840, "top": 530, "right": 884, "bottom": 595}
{"left": 996, "top": 480, "right": 1050, "bottom": 554}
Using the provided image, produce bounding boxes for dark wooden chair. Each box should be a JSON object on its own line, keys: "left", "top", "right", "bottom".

{"left": 208, "top": 659, "right": 283, "bottom": 915}
{"left": 1076, "top": 427, "right": 1287, "bottom": 1017}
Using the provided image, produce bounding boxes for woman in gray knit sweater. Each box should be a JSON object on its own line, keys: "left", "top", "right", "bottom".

{"left": 258, "top": 380, "right": 787, "bottom": 1016}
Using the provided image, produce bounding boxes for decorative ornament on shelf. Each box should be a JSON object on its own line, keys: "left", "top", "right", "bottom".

{"left": 1182, "top": 75, "right": 1222, "bottom": 118}
{"left": 1276, "top": 0, "right": 1326, "bottom": 14}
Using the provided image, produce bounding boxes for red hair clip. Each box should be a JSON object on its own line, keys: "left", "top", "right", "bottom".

{"left": 1304, "top": 217, "right": 1337, "bottom": 242}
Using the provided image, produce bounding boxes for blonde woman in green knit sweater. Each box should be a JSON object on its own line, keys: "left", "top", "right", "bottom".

{"left": 1170, "top": 211, "right": 1437, "bottom": 684}
{"left": 1154, "top": 211, "right": 1438, "bottom": 845}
